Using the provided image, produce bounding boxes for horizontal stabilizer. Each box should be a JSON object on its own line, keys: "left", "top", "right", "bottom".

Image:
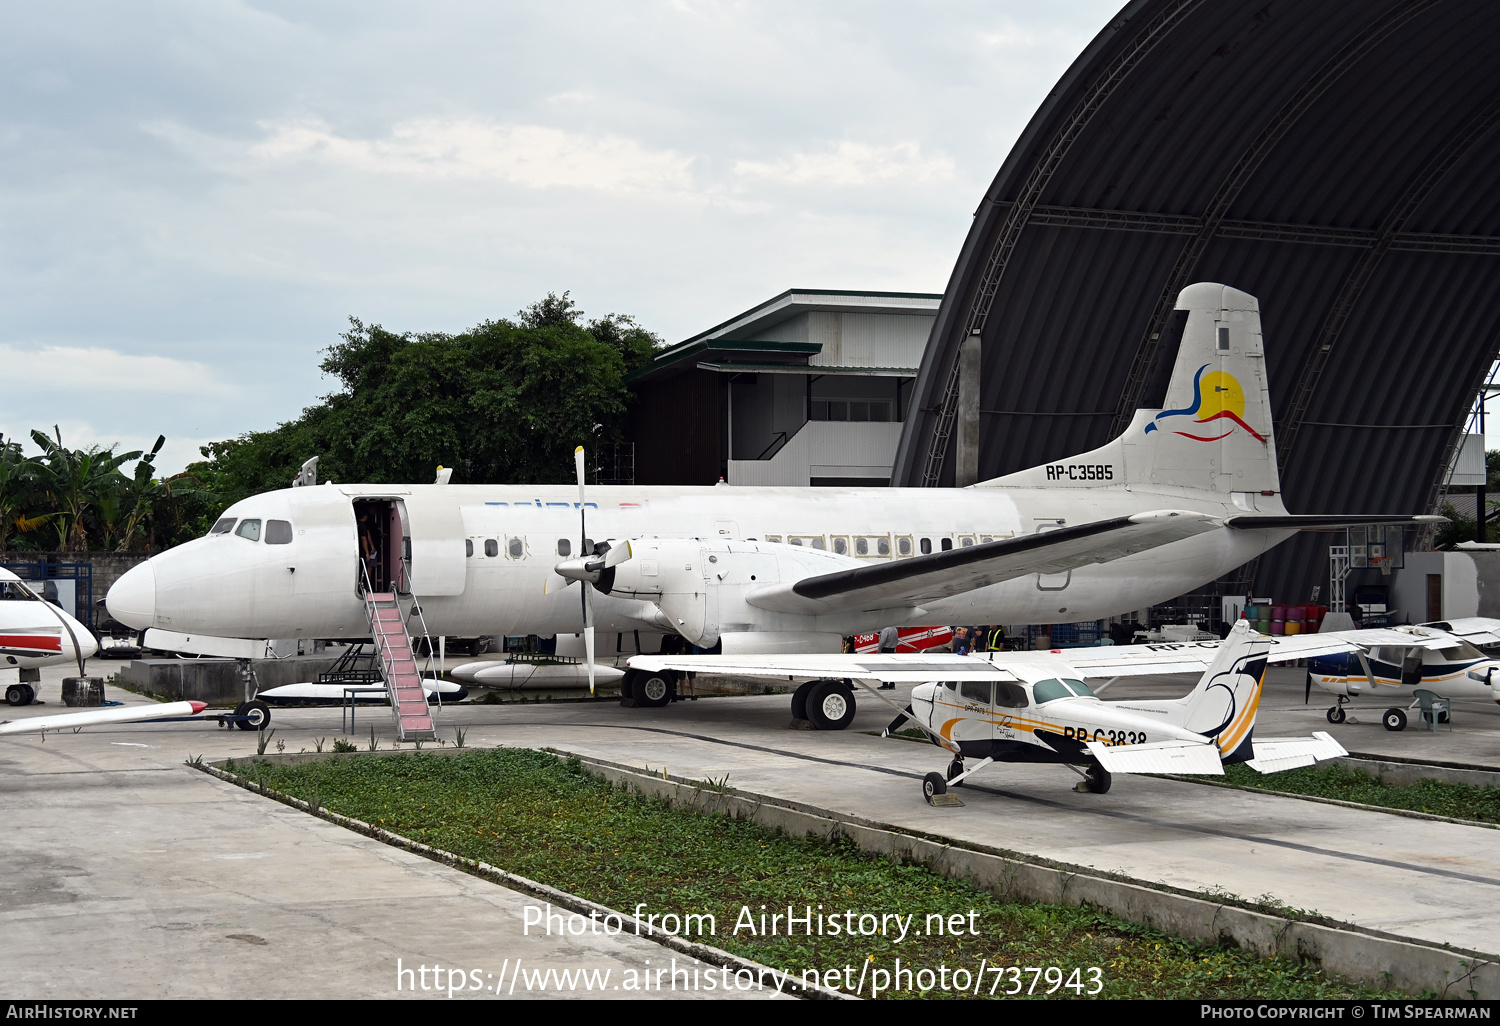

{"left": 1245, "top": 731, "right": 1348, "bottom": 774}
{"left": 748, "top": 510, "right": 1218, "bottom": 616}
{"left": 1084, "top": 739, "right": 1224, "bottom": 775}
{"left": 1224, "top": 514, "right": 1444, "bottom": 531}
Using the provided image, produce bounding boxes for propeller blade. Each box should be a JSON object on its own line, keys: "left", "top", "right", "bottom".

{"left": 883, "top": 706, "right": 914, "bottom": 735}
{"left": 582, "top": 584, "right": 596, "bottom": 695}
{"left": 1304, "top": 672, "right": 1312, "bottom": 705}
{"left": 604, "top": 539, "right": 633, "bottom": 568}
{"left": 543, "top": 573, "right": 576, "bottom": 596}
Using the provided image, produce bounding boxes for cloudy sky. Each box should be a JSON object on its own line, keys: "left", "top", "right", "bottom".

{"left": 2, "top": 1, "right": 1127, "bottom": 474}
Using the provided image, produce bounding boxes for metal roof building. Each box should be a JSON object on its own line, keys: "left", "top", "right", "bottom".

{"left": 892, "top": 0, "right": 1500, "bottom": 601}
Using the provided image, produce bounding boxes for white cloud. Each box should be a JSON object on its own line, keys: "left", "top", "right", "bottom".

{"left": 244, "top": 118, "right": 697, "bottom": 194}
{"left": 0, "top": 344, "right": 234, "bottom": 397}
{"left": 733, "top": 141, "right": 957, "bottom": 188}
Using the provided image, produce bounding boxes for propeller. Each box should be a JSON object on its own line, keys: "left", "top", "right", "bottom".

{"left": 543, "top": 447, "right": 633, "bottom": 693}
{"left": 1304, "top": 672, "right": 1313, "bottom": 705}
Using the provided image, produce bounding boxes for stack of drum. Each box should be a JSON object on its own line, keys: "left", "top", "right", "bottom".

{"left": 1243, "top": 604, "right": 1327, "bottom": 635}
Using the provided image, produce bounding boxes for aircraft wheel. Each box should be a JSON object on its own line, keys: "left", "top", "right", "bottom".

{"left": 21, "top": 685, "right": 35, "bottom": 705}
{"left": 790, "top": 680, "right": 817, "bottom": 721}
{"left": 805, "top": 680, "right": 855, "bottom": 730}
{"left": 947, "top": 758, "right": 966, "bottom": 787}
{"left": 1326, "top": 705, "right": 1346, "bottom": 724}
{"left": 619, "top": 669, "right": 640, "bottom": 706}
{"left": 5, "top": 685, "right": 25, "bottom": 706}
{"left": 235, "top": 700, "right": 272, "bottom": 731}
{"left": 633, "top": 672, "right": 675, "bottom": 708}
{"left": 1382, "top": 707, "right": 1407, "bottom": 732}
{"left": 1083, "top": 764, "right": 1112, "bottom": 794}
{"left": 922, "top": 772, "right": 947, "bottom": 800}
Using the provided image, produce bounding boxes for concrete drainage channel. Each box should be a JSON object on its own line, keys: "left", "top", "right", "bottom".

{"left": 198, "top": 747, "right": 1498, "bottom": 999}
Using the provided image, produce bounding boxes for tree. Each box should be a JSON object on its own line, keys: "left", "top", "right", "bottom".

{"left": 28, "top": 428, "right": 142, "bottom": 553}
{"left": 194, "top": 294, "right": 662, "bottom": 505}
{"left": 0, "top": 434, "right": 41, "bottom": 554}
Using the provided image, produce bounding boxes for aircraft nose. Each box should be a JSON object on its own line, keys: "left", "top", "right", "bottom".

{"left": 106, "top": 561, "right": 156, "bottom": 629}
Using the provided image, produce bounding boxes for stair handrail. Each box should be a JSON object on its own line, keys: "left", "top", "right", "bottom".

{"left": 399, "top": 556, "right": 442, "bottom": 714}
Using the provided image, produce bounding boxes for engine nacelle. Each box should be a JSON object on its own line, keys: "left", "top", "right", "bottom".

{"left": 599, "top": 538, "right": 917, "bottom": 651}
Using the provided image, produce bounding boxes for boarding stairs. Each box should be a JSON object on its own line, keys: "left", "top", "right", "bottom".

{"left": 364, "top": 591, "right": 437, "bottom": 742}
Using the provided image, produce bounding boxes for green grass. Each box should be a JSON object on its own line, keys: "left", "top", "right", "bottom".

{"left": 229, "top": 748, "right": 1402, "bottom": 1000}
{"left": 1221, "top": 763, "right": 1500, "bottom": 824}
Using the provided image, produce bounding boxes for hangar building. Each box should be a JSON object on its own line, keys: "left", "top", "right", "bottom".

{"left": 891, "top": 0, "right": 1500, "bottom": 604}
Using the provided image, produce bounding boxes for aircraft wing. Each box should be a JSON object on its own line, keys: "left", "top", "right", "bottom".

{"left": 1223, "top": 514, "right": 1445, "bottom": 531}
{"left": 628, "top": 651, "right": 1028, "bottom": 683}
{"left": 745, "top": 510, "right": 1221, "bottom": 616}
{"left": 1245, "top": 731, "right": 1348, "bottom": 774}
{"left": 1084, "top": 739, "right": 1224, "bottom": 775}
{"left": 1416, "top": 617, "right": 1500, "bottom": 647}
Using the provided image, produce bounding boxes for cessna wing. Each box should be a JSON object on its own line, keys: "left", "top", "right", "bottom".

{"left": 1415, "top": 617, "right": 1500, "bottom": 647}
{"left": 744, "top": 510, "right": 1220, "bottom": 617}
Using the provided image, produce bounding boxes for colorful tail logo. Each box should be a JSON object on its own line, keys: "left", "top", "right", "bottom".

{"left": 1144, "top": 365, "right": 1267, "bottom": 443}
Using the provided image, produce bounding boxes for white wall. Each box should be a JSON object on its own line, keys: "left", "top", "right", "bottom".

{"left": 729, "top": 421, "right": 902, "bottom": 486}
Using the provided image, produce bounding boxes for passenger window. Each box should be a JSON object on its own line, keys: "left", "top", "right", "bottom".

{"left": 960, "top": 682, "right": 992, "bottom": 704}
{"left": 811, "top": 537, "right": 825, "bottom": 550}
{"left": 265, "top": 520, "right": 293, "bottom": 544}
{"left": 235, "top": 519, "right": 262, "bottom": 542}
{"left": 995, "top": 681, "right": 1028, "bottom": 708}
{"left": 765, "top": 535, "right": 782, "bottom": 543}
{"left": 788, "top": 538, "right": 803, "bottom": 546}
{"left": 877, "top": 537, "right": 890, "bottom": 556}
{"left": 484, "top": 539, "right": 499, "bottom": 558}
{"left": 508, "top": 537, "right": 524, "bottom": 558}
{"left": 210, "top": 517, "right": 236, "bottom": 535}
{"left": 466, "top": 540, "right": 474, "bottom": 557}
{"left": 855, "top": 537, "right": 868, "bottom": 556}
{"left": 832, "top": 536, "right": 849, "bottom": 555}
{"left": 940, "top": 538, "right": 953, "bottom": 551}
{"left": 960, "top": 536, "right": 975, "bottom": 547}
{"left": 897, "top": 536, "right": 912, "bottom": 556}
{"left": 558, "top": 539, "right": 571, "bottom": 557}
{"left": 920, "top": 537, "right": 932, "bottom": 555}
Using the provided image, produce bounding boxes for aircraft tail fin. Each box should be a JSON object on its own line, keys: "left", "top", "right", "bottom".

{"left": 982, "top": 283, "right": 1282, "bottom": 502}
{"left": 1170, "top": 619, "right": 1269, "bottom": 763}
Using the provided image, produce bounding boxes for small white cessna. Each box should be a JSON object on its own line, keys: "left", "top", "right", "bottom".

{"left": 105, "top": 283, "right": 1436, "bottom": 721}
{"left": 1, "top": 567, "right": 98, "bottom": 706}
{"left": 629, "top": 621, "right": 1346, "bottom": 799}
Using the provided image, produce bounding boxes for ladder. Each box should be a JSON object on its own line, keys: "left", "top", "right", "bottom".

{"left": 364, "top": 591, "right": 436, "bottom": 741}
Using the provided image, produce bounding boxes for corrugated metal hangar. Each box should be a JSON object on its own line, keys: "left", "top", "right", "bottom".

{"left": 891, "top": 0, "right": 1500, "bottom": 604}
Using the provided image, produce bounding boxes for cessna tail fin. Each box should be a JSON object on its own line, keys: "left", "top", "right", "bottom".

{"left": 1171, "top": 619, "right": 1268, "bottom": 762}
{"left": 983, "top": 283, "right": 1281, "bottom": 501}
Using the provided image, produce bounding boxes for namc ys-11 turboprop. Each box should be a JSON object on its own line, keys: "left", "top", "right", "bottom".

{"left": 629, "top": 620, "right": 1346, "bottom": 799}
{"left": 105, "top": 283, "right": 1437, "bottom": 728}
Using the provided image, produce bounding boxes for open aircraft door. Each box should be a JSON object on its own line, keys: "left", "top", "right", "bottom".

{"left": 401, "top": 493, "right": 468, "bottom": 597}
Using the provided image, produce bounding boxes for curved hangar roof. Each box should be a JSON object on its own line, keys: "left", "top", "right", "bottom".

{"left": 892, "top": 0, "right": 1500, "bottom": 599}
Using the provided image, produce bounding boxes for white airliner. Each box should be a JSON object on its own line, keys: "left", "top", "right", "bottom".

{"left": 105, "top": 284, "right": 1436, "bottom": 712}
{"left": 1, "top": 567, "right": 98, "bottom": 706}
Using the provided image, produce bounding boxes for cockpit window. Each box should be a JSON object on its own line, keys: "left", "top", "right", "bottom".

{"left": 1031, "top": 678, "right": 1074, "bottom": 704}
{"left": 994, "top": 681, "right": 1028, "bottom": 708}
{"left": 265, "top": 520, "right": 293, "bottom": 545}
{"left": 210, "top": 518, "right": 236, "bottom": 535}
{"left": 235, "top": 519, "right": 262, "bottom": 542}
{"left": 1063, "top": 679, "right": 1097, "bottom": 699}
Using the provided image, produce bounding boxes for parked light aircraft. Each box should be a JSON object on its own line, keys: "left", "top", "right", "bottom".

{"left": 105, "top": 283, "right": 1437, "bottom": 724}
{"left": 956, "top": 619, "right": 1500, "bottom": 733}
{"left": 629, "top": 621, "right": 1346, "bottom": 798}
{"left": 1, "top": 568, "right": 98, "bottom": 706}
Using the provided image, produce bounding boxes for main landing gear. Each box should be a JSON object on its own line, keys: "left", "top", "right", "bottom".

{"left": 790, "top": 679, "right": 856, "bottom": 730}
{"left": 6, "top": 684, "right": 35, "bottom": 706}
{"left": 1326, "top": 696, "right": 1348, "bottom": 724}
{"left": 1382, "top": 707, "right": 1407, "bottom": 732}
{"left": 618, "top": 669, "right": 676, "bottom": 708}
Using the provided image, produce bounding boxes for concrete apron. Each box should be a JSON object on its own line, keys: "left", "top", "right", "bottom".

{"left": 216, "top": 746, "right": 1497, "bottom": 999}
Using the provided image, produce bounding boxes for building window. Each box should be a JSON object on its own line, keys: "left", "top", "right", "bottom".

{"left": 810, "top": 399, "right": 893, "bottom": 422}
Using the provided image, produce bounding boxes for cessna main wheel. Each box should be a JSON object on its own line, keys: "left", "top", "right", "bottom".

{"left": 922, "top": 772, "right": 947, "bottom": 800}
{"left": 1082, "top": 764, "right": 1112, "bottom": 794}
{"left": 805, "top": 680, "right": 855, "bottom": 730}
{"left": 1326, "top": 705, "right": 1346, "bottom": 724}
{"left": 1382, "top": 707, "right": 1407, "bottom": 732}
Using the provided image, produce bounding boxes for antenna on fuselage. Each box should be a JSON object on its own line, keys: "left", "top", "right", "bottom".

{"left": 292, "top": 456, "right": 319, "bottom": 488}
